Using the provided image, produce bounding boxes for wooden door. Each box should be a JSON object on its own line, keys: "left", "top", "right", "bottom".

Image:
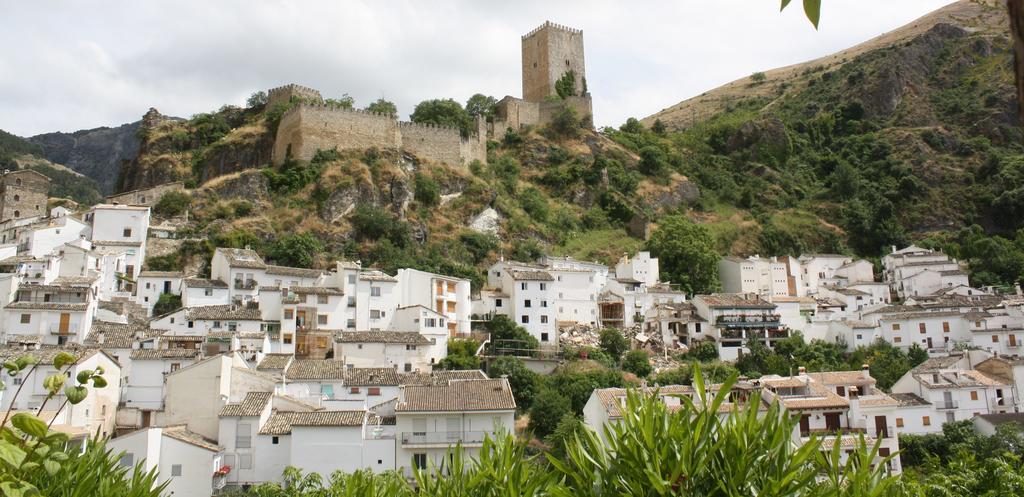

{"left": 296, "top": 310, "right": 307, "bottom": 329}
{"left": 824, "top": 412, "right": 841, "bottom": 431}
{"left": 926, "top": 337, "right": 933, "bottom": 349}
{"left": 58, "top": 313, "right": 70, "bottom": 334}
{"left": 1011, "top": 335, "right": 1018, "bottom": 347}
{"left": 799, "top": 414, "right": 810, "bottom": 435}
{"left": 874, "top": 415, "right": 888, "bottom": 438}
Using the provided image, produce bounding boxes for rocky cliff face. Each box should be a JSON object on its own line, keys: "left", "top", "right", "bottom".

{"left": 29, "top": 120, "right": 142, "bottom": 194}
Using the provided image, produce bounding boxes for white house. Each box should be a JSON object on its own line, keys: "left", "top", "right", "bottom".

{"left": 125, "top": 348, "right": 201, "bottom": 411}
{"left": 16, "top": 215, "right": 90, "bottom": 259}
{"left": 135, "top": 270, "right": 185, "bottom": 315}
{"left": 181, "top": 278, "right": 230, "bottom": 307}
{"left": 3, "top": 278, "right": 99, "bottom": 346}
{"left": 395, "top": 268, "right": 472, "bottom": 335}
{"left": 88, "top": 204, "right": 151, "bottom": 286}
{"left": 718, "top": 255, "right": 794, "bottom": 298}
{"left": 334, "top": 331, "right": 435, "bottom": 372}
{"left": 891, "top": 355, "right": 1013, "bottom": 428}
{"left": 690, "top": 293, "right": 787, "bottom": 361}
{"left": 108, "top": 425, "right": 225, "bottom": 497}
{"left": 394, "top": 378, "right": 515, "bottom": 476}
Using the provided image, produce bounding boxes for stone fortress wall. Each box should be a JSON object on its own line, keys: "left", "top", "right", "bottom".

{"left": 271, "top": 100, "right": 486, "bottom": 167}
{"left": 106, "top": 181, "right": 185, "bottom": 207}
{"left": 0, "top": 170, "right": 50, "bottom": 222}
{"left": 267, "top": 84, "right": 323, "bottom": 108}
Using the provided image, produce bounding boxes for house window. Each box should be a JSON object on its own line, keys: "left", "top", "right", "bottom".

{"left": 971, "top": 391, "right": 979, "bottom": 401}
{"left": 922, "top": 416, "right": 931, "bottom": 426}
{"left": 413, "top": 453, "right": 427, "bottom": 469}
{"left": 404, "top": 363, "right": 413, "bottom": 372}
{"left": 347, "top": 296, "right": 356, "bottom": 307}
{"left": 368, "top": 387, "right": 381, "bottom": 396}
{"left": 370, "top": 310, "right": 381, "bottom": 319}
{"left": 347, "top": 319, "right": 355, "bottom": 329}
{"left": 894, "top": 337, "right": 902, "bottom": 343}
{"left": 170, "top": 363, "right": 180, "bottom": 372}
{"left": 171, "top": 464, "right": 182, "bottom": 477}
{"left": 318, "top": 295, "right": 328, "bottom": 304}
{"left": 918, "top": 323, "right": 926, "bottom": 334}
{"left": 540, "top": 315, "right": 548, "bottom": 324}
{"left": 371, "top": 287, "right": 381, "bottom": 297}
{"left": 406, "top": 345, "right": 417, "bottom": 351}
{"left": 272, "top": 436, "right": 279, "bottom": 444}
{"left": 228, "top": 322, "right": 237, "bottom": 332}
{"left": 541, "top": 332, "right": 549, "bottom": 342}
{"left": 942, "top": 322, "right": 950, "bottom": 333}
{"left": 284, "top": 309, "right": 294, "bottom": 319}
{"left": 540, "top": 283, "right": 547, "bottom": 291}
{"left": 350, "top": 387, "right": 360, "bottom": 394}
{"left": 204, "top": 288, "right": 213, "bottom": 296}
{"left": 239, "top": 454, "right": 252, "bottom": 469}
{"left": 348, "top": 274, "right": 356, "bottom": 284}
{"left": 19, "top": 314, "right": 30, "bottom": 324}
{"left": 236, "top": 423, "right": 251, "bottom": 448}
{"left": 993, "top": 335, "right": 999, "bottom": 343}
{"left": 119, "top": 453, "right": 134, "bottom": 468}
{"left": 283, "top": 334, "right": 292, "bottom": 344}
{"left": 521, "top": 315, "right": 529, "bottom": 324}
{"left": 187, "top": 321, "right": 194, "bottom": 328}
{"left": 524, "top": 300, "right": 532, "bottom": 308}
{"left": 891, "top": 323, "right": 900, "bottom": 331}
{"left": 521, "top": 283, "right": 527, "bottom": 290}
{"left": 495, "top": 298, "right": 503, "bottom": 307}
{"left": 318, "top": 315, "right": 328, "bottom": 325}
{"left": 123, "top": 228, "right": 132, "bottom": 237}
{"left": 213, "top": 321, "right": 221, "bottom": 329}
{"left": 896, "top": 418, "right": 904, "bottom": 428}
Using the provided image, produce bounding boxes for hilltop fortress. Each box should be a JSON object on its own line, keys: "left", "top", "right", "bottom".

{"left": 270, "top": 21, "right": 593, "bottom": 168}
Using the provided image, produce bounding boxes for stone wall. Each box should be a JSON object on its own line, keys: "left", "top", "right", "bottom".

{"left": 522, "top": 22, "right": 586, "bottom": 101}
{"left": 539, "top": 95, "right": 593, "bottom": 123}
{"left": 266, "top": 84, "right": 323, "bottom": 108}
{"left": 272, "top": 103, "right": 485, "bottom": 167}
{"left": 0, "top": 170, "right": 50, "bottom": 222}
{"left": 490, "top": 95, "right": 592, "bottom": 136}
{"left": 106, "top": 181, "right": 184, "bottom": 207}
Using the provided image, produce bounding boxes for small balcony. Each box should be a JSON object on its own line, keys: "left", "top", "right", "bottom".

{"left": 935, "top": 401, "right": 959, "bottom": 410}
{"left": 716, "top": 314, "right": 782, "bottom": 328}
{"left": 801, "top": 427, "right": 866, "bottom": 438}
{"left": 234, "top": 280, "right": 257, "bottom": 290}
{"left": 401, "top": 431, "right": 488, "bottom": 447}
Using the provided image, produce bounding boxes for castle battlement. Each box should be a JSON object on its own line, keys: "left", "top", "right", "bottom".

{"left": 397, "top": 120, "right": 463, "bottom": 136}
{"left": 284, "top": 101, "right": 396, "bottom": 119}
{"left": 522, "top": 20, "right": 582, "bottom": 39}
{"left": 267, "top": 83, "right": 322, "bottom": 97}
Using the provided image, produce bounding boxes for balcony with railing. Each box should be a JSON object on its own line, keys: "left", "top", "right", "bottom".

{"left": 15, "top": 296, "right": 88, "bottom": 304}
{"left": 401, "top": 431, "right": 488, "bottom": 447}
{"left": 234, "top": 279, "right": 257, "bottom": 290}
{"left": 716, "top": 314, "right": 782, "bottom": 328}
{"left": 935, "top": 400, "right": 959, "bottom": 410}
{"left": 801, "top": 427, "right": 866, "bottom": 438}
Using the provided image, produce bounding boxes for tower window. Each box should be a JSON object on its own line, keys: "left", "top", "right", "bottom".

{"left": 566, "top": 59, "right": 570, "bottom": 66}
{"left": 12, "top": 195, "right": 18, "bottom": 201}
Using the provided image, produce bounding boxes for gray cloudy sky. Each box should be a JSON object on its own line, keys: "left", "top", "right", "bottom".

{"left": 1, "top": 0, "right": 958, "bottom": 137}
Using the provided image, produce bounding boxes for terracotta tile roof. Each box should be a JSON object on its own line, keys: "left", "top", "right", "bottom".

{"left": 162, "top": 425, "right": 220, "bottom": 452}
{"left": 284, "top": 359, "right": 347, "bottom": 380}
{"left": 84, "top": 322, "right": 142, "bottom": 349}
{"left": 806, "top": 371, "right": 875, "bottom": 386}
{"left": 344, "top": 368, "right": 402, "bottom": 386}
{"left": 335, "top": 331, "right": 431, "bottom": 345}
{"left": 856, "top": 394, "right": 899, "bottom": 408}
{"left": 760, "top": 378, "right": 849, "bottom": 410}
{"left": 359, "top": 271, "right": 397, "bottom": 282}
{"left": 911, "top": 355, "right": 965, "bottom": 373}
{"left": 287, "top": 286, "right": 343, "bottom": 295}
{"left": 184, "top": 305, "right": 261, "bottom": 321}
{"left": 92, "top": 240, "right": 142, "bottom": 247}
{"left": 696, "top": 293, "right": 775, "bottom": 309}
{"left": 0, "top": 346, "right": 102, "bottom": 364}
{"left": 219, "top": 391, "right": 272, "bottom": 417}
{"left": 216, "top": 248, "right": 266, "bottom": 269}
{"left": 183, "top": 278, "right": 228, "bottom": 289}
{"left": 259, "top": 410, "right": 365, "bottom": 435}
{"left": 257, "top": 353, "right": 293, "bottom": 371}
{"left": 368, "top": 414, "right": 396, "bottom": 426}
{"left": 138, "top": 271, "right": 184, "bottom": 278}
{"left": 161, "top": 333, "right": 205, "bottom": 342}
{"left": 915, "top": 369, "right": 1008, "bottom": 388}
{"left": 52, "top": 275, "right": 100, "bottom": 286}
{"left": 397, "top": 379, "right": 515, "bottom": 412}
{"left": 6, "top": 301, "right": 88, "bottom": 311}
{"left": 593, "top": 385, "right": 694, "bottom": 419}
{"left": 400, "top": 370, "right": 489, "bottom": 386}
{"left": 890, "top": 392, "right": 931, "bottom": 407}
{"left": 130, "top": 348, "right": 200, "bottom": 360}
{"left": 509, "top": 269, "right": 554, "bottom": 281}
{"left": 819, "top": 435, "right": 877, "bottom": 450}
{"left": 266, "top": 265, "right": 323, "bottom": 278}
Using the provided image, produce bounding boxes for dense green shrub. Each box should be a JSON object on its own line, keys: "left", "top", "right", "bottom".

{"left": 414, "top": 173, "right": 440, "bottom": 206}
{"left": 153, "top": 293, "right": 182, "bottom": 316}
{"left": 621, "top": 350, "right": 652, "bottom": 377}
{"left": 598, "top": 328, "right": 629, "bottom": 361}
{"left": 152, "top": 190, "right": 191, "bottom": 217}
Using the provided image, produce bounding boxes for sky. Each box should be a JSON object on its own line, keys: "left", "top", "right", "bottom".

{"left": 0, "top": 0, "right": 959, "bottom": 137}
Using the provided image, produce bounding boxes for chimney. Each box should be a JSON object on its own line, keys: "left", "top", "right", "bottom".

{"left": 97, "top": 331, "right": 105, "bottom": 345}
{"left": 891, "top": 245, "right": 897, "bottom": 254}
{"left": 797, "top": 366, "right": 806, "bottom": 376}
{"left": 861, "top": 364, "right": 870, "bottom": 379}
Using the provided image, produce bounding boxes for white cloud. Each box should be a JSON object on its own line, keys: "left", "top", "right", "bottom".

{"left": 0, "top": 0, "right": 957, "bottom": 136}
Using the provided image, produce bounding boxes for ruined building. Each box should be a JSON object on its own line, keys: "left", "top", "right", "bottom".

{"left": 491, "top": 21, "right": 594, "bottom": 133}
{"left": 0, "top": 170, "right": 50, "bottom": 222}
{"left": 270, "top": 84, "right": 487, "bottom": 167}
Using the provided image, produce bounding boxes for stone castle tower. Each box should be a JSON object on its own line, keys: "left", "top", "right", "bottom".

{"left": 521, "top": 22, "right": 586, "bottom": 102}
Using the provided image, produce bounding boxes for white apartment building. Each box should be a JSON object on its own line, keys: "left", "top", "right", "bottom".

{"left": 690, "top": 293, "right": 788, "bottom": 361}
{"left": 719, "top": 255, "right": 794, "bottom": 297}
{"left": 334, "top": 331, "right": 435, "bottom": 372}
{"left": 182, "top": 278, "right": 230, "bottom": 307}
{"left": 15, "top": 215, "right": 90, "bottom": 259}
{"left": 3, "top": 277, "right": 100, "bottom": 345}
{"left": 391, "top": 305, "right": 450, "bottom": 363}
{"left": 877, "top": 310, "right": 972, "bottom": 354}
{"left": 797, "top": 254, "right": 854, "bottom": 296}
{"left": 125, "top": 348, "right": 201, "bottom": 412}
{"left": 88, "top": 204, "right": 151, "bottom": 286}
{"left": 150, "top": 304, "right": 263, "bottom": 337}
{"left": 395, "top": 268, "right": 472, "bottom": 335}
